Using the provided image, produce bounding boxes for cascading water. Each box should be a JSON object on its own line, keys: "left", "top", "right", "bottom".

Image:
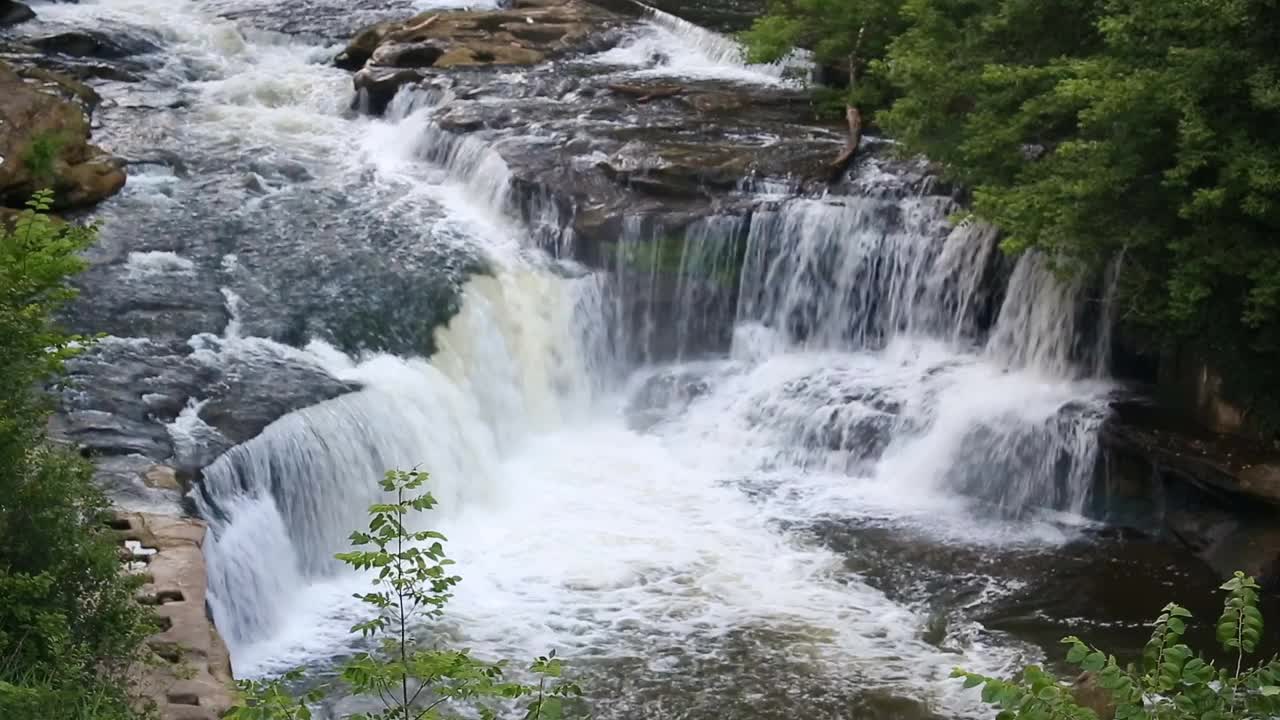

{"left": 610, "top": 191, "right": 1112, "bottom": 518}
{"left": 197, "top": 270, "right": 616, "bottom": 657}
{"left": 32, "top": 0, "right": 1139, "bottom": 715}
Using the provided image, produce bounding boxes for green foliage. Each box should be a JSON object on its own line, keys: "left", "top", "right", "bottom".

{"left": 226, "top": 470, "right": 582, "bottom": 720}
{"left": 22, "top": 132, "right": 67, "bottom": 183}
{"left": 955, "top": 572, "right": 1280, "bottom": 720}
{"left": 745, "top": 0, "right": 1280, "bottom": 425}
{"left": 741, "top": 0, "right": 906, "bottom": 114}
{"left": 0, "top": 191, "right": 154, "bottom": 719}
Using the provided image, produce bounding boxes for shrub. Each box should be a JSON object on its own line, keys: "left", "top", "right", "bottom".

{"left": 956, "top": 572, "right": 1280, "bottom": 720}
{"left": 0, "top": 191, "right": 154, "bottom": 719}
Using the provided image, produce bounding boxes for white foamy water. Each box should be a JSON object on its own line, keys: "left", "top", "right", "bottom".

{"left": 125, "top": 250, "right": 197, "bottom": 277}
{"left": 43, "top": 0, "right": 1116, "bottom": 716}
{"left": 582, "top": 2, "right": 806, "bottom": 85}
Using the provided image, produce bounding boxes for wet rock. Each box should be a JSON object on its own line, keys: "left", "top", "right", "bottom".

{"left": 0, "top": 60, "right": 127, "bottom": 210}
{"left": 30, "top": 30, "right": 160, "bottom": 60}
{"left": 57, "top": 154, "right": 127, "bottom": 205}
{"left": 0, "top": 0, "right": 35, "bottom": 27}
{"left": 144, "top": 464, "right": 183, "bottom": 492}
{"left": 626, "top": 369, "right": 712, "bottom": 430}
{"left": 13, "top": 64, "right": 101, "bottom": 111}
{"left": 369, "top": 41, "right": 444, "bottom": 68}
{"left": 1203, "top": 524, "right": 1280, "bottom": 589}
{"left": 195, "top": 350, "right": 361, "bottom": 446}
{"left": 92, "top": 454, "right": 184, "bottom": 514}
{"left": 353, "top": 65, "right": 430, "bottom": 114}
{"left": 1100, "top": 399, "right": 1280, "bottom": 506}
{"left": 334, "top": 20, "right": 394, "bottom": 70}
{"left": 336, "top": 0, "right": 625, "bottom": 102}
{"left": 54, "top": 336, "right": 360, "bottom": 479}
{"left": 55, "top": 409, "right": 175, "bottom": 459}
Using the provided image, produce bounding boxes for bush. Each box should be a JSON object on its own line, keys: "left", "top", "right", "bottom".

{"left": 0, "top": 191, "right": 155, "bottom": 719}
{"left": 956, "top": 572, "right": 1280, "bottom": 720}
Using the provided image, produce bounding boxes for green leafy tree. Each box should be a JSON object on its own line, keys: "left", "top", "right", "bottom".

{"left": 745, "top": 0, "right": 1280, "bottom": 425}
{"left": 0, "top": 191, "right": 155, "bottom": 719}
{"left": 955, "top": 572, "right": 1280, "bottom": 720}
{"left": 227, "top": 469, "right": 582, "bottom": 720}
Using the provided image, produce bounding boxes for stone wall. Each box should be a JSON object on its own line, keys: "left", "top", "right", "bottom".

{"left": 115, "top": 512, "right": 235, "bottom": 720}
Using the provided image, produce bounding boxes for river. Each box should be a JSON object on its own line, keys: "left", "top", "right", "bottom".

{"left": 8, "top": 0, "right": 1238, "bottom": 717}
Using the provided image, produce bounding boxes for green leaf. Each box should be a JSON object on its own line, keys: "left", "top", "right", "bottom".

{"left": 1083, "top": 652, "right": 1107, "bottom": 672}
{"left": 1067, "top": 643, "right": 1089, "bottom": 664}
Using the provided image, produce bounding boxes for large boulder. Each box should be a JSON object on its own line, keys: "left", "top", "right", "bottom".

{"left": 29, "top": 29, "right": 161, "bottom": 60}
{"left": 0, "top": 0, "right": 34, "bottom": 27}
{"left": 0, "top": 60, "right": 127, "bottom": 210}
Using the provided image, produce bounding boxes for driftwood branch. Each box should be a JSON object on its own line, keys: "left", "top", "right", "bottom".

{"left": 828, "top": 25, "right": 867, "bottom": 182}
{"left": 827, "top": 104, "right": 863, "bottom": 181}
{"left": 390, "top": 14, "right": 439, "bottom": 42}
{"left": 608, "top": 83, "right": 684, "bottom": 103}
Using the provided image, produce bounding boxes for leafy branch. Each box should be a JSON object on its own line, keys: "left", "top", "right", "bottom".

{"left": 956, "top": 571, "right": 1280, "bottom": 720}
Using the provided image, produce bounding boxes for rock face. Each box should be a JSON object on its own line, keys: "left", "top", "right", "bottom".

{"left": 1101, "top": 400, "right": 1280, "bottom": 507}
{"left": 116, "top": 513, "right": 234, "bottom": 720}
{"left": 1099, "top": 398, "right": 1280, "bottom": 586}
{"left": 0, "top": 60, "right": 127, "bottom": 210}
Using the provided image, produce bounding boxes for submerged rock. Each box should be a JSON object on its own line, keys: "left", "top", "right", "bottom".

{"left": 0, "top": 60, "right": 127, "bottom": 210}
{"left": 626, "top": 368, "right": 713, "bottom": 430}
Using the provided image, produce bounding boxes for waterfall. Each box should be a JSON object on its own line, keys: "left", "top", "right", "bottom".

{"left": 37, "top": 0, "right": 1133, "bottom": 710}
{"left": 734, "top": 196, "right": 1003, "bottom": 353}
{"left": 198, "top": 271, "right": 617, "bottom": 654}
{"left": 614, "top": 189, "right": 1112, "bottom": 518}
